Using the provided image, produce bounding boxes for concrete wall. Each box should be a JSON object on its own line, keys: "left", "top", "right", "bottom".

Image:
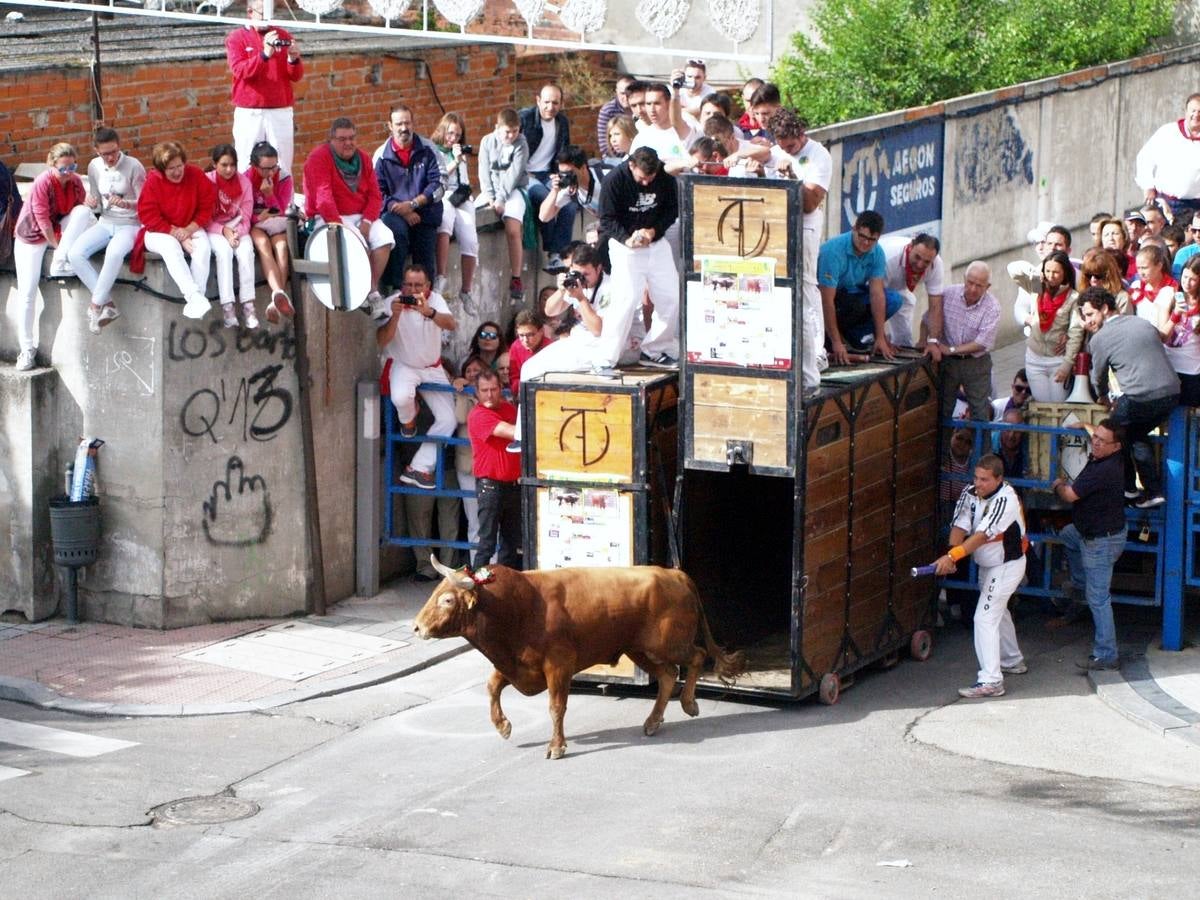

{"left": 812, "top": 43, "right": 1200, "bottom": 349}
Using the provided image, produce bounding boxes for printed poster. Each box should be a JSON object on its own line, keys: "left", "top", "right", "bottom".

{"left": 536, "top": 487, "right": 633, "bottom": 569}
{"left": 686, "top": 256, "right": 791, "bottom": 369}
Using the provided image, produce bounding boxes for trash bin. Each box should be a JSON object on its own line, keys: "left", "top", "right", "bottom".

{"left": 49, "top": 496, "right": 101, "bottom": 567}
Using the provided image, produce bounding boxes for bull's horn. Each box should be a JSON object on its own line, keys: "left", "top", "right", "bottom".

{"left": 430, "top": 554, "right": 474, "bottom": 587}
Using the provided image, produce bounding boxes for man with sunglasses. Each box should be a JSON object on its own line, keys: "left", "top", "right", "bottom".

{"left": 817, "top": 210, "right": 901, "bottom": 364}
{"left": 1052, "top": 419, "right": 1129, "bottom": 671}
{"left": 991, "top": 369, "right": 1032, "bottom": 419}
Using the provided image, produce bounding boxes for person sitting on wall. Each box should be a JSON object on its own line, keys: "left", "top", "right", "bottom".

{"left": 520, "top": 82, "right": 574, "bottom": 272}
{"left": 429, "top": 112, "right": 478, "bottom": 308}
{"left": 226, "top": 0, "right": 303, "bottom": 176}
{"left": 373, "top": 104, "right": 444, "bottom": 295}
{"left": 478, "top": 107, "right": 530, "bottom": 302}
{"left": 206, "top": 144, "right": 259, "bottom": 330}
{"left": 537, "top": 145, "right": 603, "bottom": 252}
{"left": 67, "top": 126, "right": 146, "bottom": 335}
{"left": 376, "top": 263, "right": 458, "bottom": 490}
{"left": 134, "top": 141, "right": 217, "bottom": 321}
{"left": 303, "top": 117, "right": 395, "bottom": 322}
{"left": 817, "top": 209, "right": 900, "bottom": 364}
{"left": 245, "top": 140, "right": 295, "bottom": 324}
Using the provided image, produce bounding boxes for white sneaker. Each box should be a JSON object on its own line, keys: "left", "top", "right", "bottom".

{"left": 433, "top": 274, "right": 448, "bottom": 295}
{"left": 15, "top": 349, "right": 37, "bottom": 371}
{"left": 48, "top": 258, "right": 75, "bottom": 278}
{"left": 241, "top": 301, "right": 259, "bottom": 330}
{"left": 97, "top": 304, "right": 120, "bottom": 329}
{"left": 222, "top": 303, "right": 239, "bottom": 328}
{"left": 183, "top": 293, "right": 211, "bottom": 320}
{"left": 366, "top": 290, "right": 391, "bottom": 324}
{"left": 87, "top": 305, "right": 104, "bottom": 335}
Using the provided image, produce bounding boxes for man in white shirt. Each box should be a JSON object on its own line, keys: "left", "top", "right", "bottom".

{"left": 376, "top": 263, "right": 458, "bottom": 489}
{"left": 767, "top": 108, "right": 833, "bottom": 390}
{"left": 674, "top": 58, "right": 717, "bottom": 132}
{"left": 1135, "top": 93, "right": 1200, "bottom": 222}
{"left": 630, "top": 81, "right": 694, "bottom": 165}
{"left": 882, "top": 232, "right": 945, "bottom": 349}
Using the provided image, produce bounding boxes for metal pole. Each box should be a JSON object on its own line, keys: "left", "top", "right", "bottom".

{"left": 1161, "top": 405, "right": 1186, "bottom": 650}
{"left": 355, "top": 380, "right": 381, "bottom": 597}
{"left": 65, "top": 567, "right": 79, "bottom": 625}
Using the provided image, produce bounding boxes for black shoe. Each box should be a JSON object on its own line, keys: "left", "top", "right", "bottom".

{"left": 1076, "top": 655, "right": 1121, "bottom": 672}
{"left": 639, "top": 351, "right": 678, "bottom": 369}
{"left": 505, "top": 440, "right": 522, "bottom": 454}
{"left": 1134, "top": 494, "right": 1165, "bottom": 509}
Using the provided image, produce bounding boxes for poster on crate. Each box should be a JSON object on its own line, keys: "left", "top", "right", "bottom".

{"left": 686, "top": 256, "right": 791, "bottom": 369}
{"left": 536, "top": 486, "right": 634, "bottom": 569}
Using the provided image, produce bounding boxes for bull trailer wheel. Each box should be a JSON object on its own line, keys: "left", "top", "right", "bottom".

{"left": 910, "top": 629, "right": 933, "bottom": 662}
{"left": 818, "top": 672, "right": 841, "bottom": 705}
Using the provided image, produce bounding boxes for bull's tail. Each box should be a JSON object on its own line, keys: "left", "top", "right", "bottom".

{"left": 697, "top": 598, "right": 746, "bottom": 685}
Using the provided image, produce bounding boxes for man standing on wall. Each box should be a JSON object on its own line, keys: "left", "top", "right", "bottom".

{"left": 521, "top": 83, "right": 574, "bottom": 271}
{"left": 226, "top": 0, "right": 303, "bottom": 176}
{"left": 1052, "top": 419, "right": 1128, "bottom": 671}
{"left": 1136, "top": 93, "right": 1200, "bottom": 223}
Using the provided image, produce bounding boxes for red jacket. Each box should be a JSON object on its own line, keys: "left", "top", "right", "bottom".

{"left": 303, "top": 143, "right": 383, "bottom": 223}
{"left": 13, "top": 169, "right": 85, "bottom": 244}
{"left": 137, "top": 165, "right": 216, "bottom": 233}
{"left": 226, "top": 24, "right": 303, "bottom": 109}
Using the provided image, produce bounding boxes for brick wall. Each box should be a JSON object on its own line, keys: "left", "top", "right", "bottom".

{"left": 0, "top": 43, "right": 616, "bottom": 184}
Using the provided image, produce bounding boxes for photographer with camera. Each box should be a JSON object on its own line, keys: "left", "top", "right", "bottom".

{"left": 430, "top": 112, "right": 477, "bottom": 307}
{"left": 376, "top": 263, "right": 458, "bottom": 490}
{"left": 674, "top": 58, "right": 716, "bottom": 131}
{"left": 537, "top": 145, "right": 603, "bottom": 250}
{"left": 226, "top": 0, "right": 303, "bottom": 176}
{"left": 504, "top": 242, "right": 640, "bottom": 453}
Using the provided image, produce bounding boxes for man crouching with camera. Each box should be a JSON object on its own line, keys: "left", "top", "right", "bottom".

{"left": 376, "top": 263, "right": 458, "bottom": 489}
{"left": 505, "top": 242, "right": 640, "bottom": 453}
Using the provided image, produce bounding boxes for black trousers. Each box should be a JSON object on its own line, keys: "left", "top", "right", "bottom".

{"left": 474, "top": 479, "right": 521, "bottom": 570}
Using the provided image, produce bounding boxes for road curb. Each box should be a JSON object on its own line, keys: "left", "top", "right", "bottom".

{"left": 1089, "top": 657, "right": 1200, "bottom": 749}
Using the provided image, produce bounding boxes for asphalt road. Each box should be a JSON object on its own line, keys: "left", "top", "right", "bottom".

{"left": 2, "top": 618, "right": 1198, "bottom": 898}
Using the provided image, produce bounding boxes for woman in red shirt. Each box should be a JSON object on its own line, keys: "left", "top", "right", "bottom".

{"left": 135, "top": 141, "right": 216, "bottom": 320}
{"left": 11, "top": 142, "right": 88, "bottom": 370}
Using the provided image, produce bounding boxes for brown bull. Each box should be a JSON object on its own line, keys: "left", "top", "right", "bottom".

{"left": 412, "top": 557, "right": 745, "bottom": 759}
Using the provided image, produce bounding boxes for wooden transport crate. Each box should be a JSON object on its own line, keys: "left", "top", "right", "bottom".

{"left": 1024, "top": 401, "right": 1108, "bottom": 481}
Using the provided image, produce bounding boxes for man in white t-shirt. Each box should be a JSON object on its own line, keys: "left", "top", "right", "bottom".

{"left": 674, "top": 58, "right": 717, "bottom": 132}
{"left": 376, "top": 263, "right": 458, "bottom": 489}
{"left": 767, "top": 108, "right": 833, "bottom": 391}
{"left": 630, "top": 81, "right": 694, "bottom": 164}
{"left": 881, "top": 232, "right": 945, "bottom": 350}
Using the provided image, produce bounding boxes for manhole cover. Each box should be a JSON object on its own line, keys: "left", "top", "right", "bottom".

{"left": 152, "top": 794, "right": 260, "bottom": 825}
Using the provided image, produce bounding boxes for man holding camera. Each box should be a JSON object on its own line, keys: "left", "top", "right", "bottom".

{"left": 374, "top": 104, "right": 444, "bottom": 295}
{"left": 601, "top": 147, "right": 680, "bottom": 366}
{"left": 226, "top": 0, "right": 303, "bottom": 176}
{"left": 520, "top": 83, "right": 574, "bottom": 270}
{"left": 505, "top": 243, "right": 640, "bottom": 452}
{"left": 537, "top": 145, "right": 602, "bottom": 249}
{"left": 376, "top": 263, "right": 458, "bottom": 489}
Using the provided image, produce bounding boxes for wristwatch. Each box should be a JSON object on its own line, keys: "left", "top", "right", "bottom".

{"left": 948, "top": 345, "right": 957, "bottom": 356}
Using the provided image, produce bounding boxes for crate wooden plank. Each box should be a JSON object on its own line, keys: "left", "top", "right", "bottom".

{"left": 691, "top": 183, "right": 792, "bottom": 272}
{"left": 534, "top": 389, "right": 635, "bottom": 483}
{"left": 1025, "top": 401, "right": 1108, "bottom": 481}
{"left": 692, "top": 371, "right": 789, "bottom": 467}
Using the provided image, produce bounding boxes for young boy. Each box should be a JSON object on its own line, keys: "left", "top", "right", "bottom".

{"left": 477, "top": 108, "right": 530, "bottom": 301}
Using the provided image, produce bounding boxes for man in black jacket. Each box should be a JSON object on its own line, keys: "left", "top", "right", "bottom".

{"left": 599, "top": 147, "right": 679, "bottom": 366}
{"left": 520, "top": 83, "right": 573, "bottom": 269}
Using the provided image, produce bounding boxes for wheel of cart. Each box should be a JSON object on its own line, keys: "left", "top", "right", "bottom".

{"left": 817, "top": 672, "right": 840, "bottom": 705}
{"left": 909, "top": 629, "right": 933, "bottom": 662}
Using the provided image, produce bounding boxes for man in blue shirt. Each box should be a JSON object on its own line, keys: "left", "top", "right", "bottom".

{"left": 817, "top": 210, "right": 902, "bottom": 364}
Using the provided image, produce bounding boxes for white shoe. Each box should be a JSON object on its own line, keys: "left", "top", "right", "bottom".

{"left": 367, "top": 290, "right": 391, "bottom": 324}
{"left": 183, "top": 293, "right": 211, "bottom": 320}
{"left": 87, "top": 305, "right": 103, "bottom": 335}
{"left": 15, "top": 349, "right": 37, "bottom": 371}
{"left": 222, "top": 303, "right": 239, "bottom": 328}
{"left": 97, "top": 304, "right": 120, "bottom": 329}
{"left": 241, "top": 301, "right": 259, "bottom": 330}
{"left": 433, "top": 274, "right": 448, "bottom": 295}
{"left": 48, "top": 258, "right": 75, "bottom": 278}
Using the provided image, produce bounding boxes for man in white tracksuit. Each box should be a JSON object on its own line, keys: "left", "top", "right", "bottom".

{"left": 935, "top": 453, "right": 1029, "bottom": 699}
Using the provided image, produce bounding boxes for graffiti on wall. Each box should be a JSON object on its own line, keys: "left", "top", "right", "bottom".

{"left": 201, "top": 455, "right": 273, "bottom": 547}
{"left": 953, "top": 108, "right": 1034, "bottom": 203}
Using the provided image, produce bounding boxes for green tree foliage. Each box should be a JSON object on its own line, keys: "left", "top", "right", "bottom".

{"left": 773, "top": 0, "right": 1176, "bottom": 127}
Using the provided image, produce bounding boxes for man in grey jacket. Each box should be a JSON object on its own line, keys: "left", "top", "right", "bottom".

{"left": 1081, "top": 286, "right": 1180, "bottom": 508}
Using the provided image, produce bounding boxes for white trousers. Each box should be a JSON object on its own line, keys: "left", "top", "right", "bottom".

{"left": 233, "top": 105, "right": 295, "bottom": 176}
{"left": 974, "top": 557, "right": 1026, "bottom": 684}
{"left": 388, "top": 362, "right": 456, "bottom": 473}
{"left": 144, "top": 230, "right": 212, "bottom": 299}
{"left": 210, "top": 232, "right": 257, "bottom": 304}
{"left": 1024, "top": 348, "right": 1067, "bottom": 403}
{"left": 885, "top": 287, "right": 917, "bottom": 347}
{"left": 12, "top": 238, "right": 48, "bottom": 351}
{"left": 68, "top": 221, "right": 139, "bottom": 306}
{"left": 53, "top": 206, "right": 96, "bottom": 272}
{"left": 608, "top": 237, "right": 678, "bottom": 358}
{"left": 801, "top": 223, "right": 828, "bottom": 389}
{"left": 438, "top": 197, "right": 479, "bottom": 257}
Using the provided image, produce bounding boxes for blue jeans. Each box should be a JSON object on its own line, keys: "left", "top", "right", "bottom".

{"left": 1059, "top": 524, "right": 1124, "bottom": 662}
{"left": 527, "top": 173, "right": 577, "bottom": 256}
{"left": 832, "top": 287, "right": 904, "bottom": 348}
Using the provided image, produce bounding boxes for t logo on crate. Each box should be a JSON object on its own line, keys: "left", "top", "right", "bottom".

{"left": 558, "top": 405, "right": 611, "bottom": 466}
{"left": 717, "top": 195, "right": 769, "bottom": 258}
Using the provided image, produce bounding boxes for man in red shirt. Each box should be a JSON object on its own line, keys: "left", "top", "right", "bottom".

{"left": 507, "top": 309, "right": 550, "bottom": 398}
{"left": 226, "top": 0, "right": 303, "bottom": 176}
{"left": 303, "top": 117, "right": 395, "bottom": 319}
{"left": 468, "top": 369, "right": 521, "bottom": 569}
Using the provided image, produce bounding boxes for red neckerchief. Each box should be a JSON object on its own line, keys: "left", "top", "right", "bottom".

{"left": 902, "top": 244, "right": 922, "bottom": 292}
{"left": 1037, "top": 287, "right": 1070, "bottom": 331}
{"left": 392, "top": 139, "right": 414, "bottom": 166}
{"left": 215, "top": 172, "right": 243, "bottom": 219}
{"left": 1178, "top": 119, "right": 1200, "bottom": 142}
{"left": 49, "top": 175, "right": 76, "bottom": 237}
{"left": 1131, "top": 274, "right": 1177, "bottom": 306}
{"left": 247, "top": 166, "right": 282, "bottom": 211}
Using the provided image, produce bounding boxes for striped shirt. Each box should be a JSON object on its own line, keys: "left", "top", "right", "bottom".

{"left": 951, "top": 480, "right": 1026, "bottom": 568}
{"left": 942, "top": 284, "right": 1000, "bottom": 357}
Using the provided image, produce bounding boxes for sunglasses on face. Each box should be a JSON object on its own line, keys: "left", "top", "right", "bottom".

{"left": 1013, "top": 385, "right": 1031, "bottom": 394}
{"left": 478, "top": 331, "right": 499, "bottom": 339}
{"left": 56, "top": 162, "right": 78, "bottom": 174}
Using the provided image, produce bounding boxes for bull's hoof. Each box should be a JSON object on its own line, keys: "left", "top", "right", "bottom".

{"left": 545, "top": 744, "right": 566, "bottom": 760}
{"left": 643, "top": 717, "right": 663, "bottom": 736}
{"left": 681, "top": 698, "right": 700, "bottom": 717}
{"left": 494, "top": 718, "right": 512, "bottom": 740}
